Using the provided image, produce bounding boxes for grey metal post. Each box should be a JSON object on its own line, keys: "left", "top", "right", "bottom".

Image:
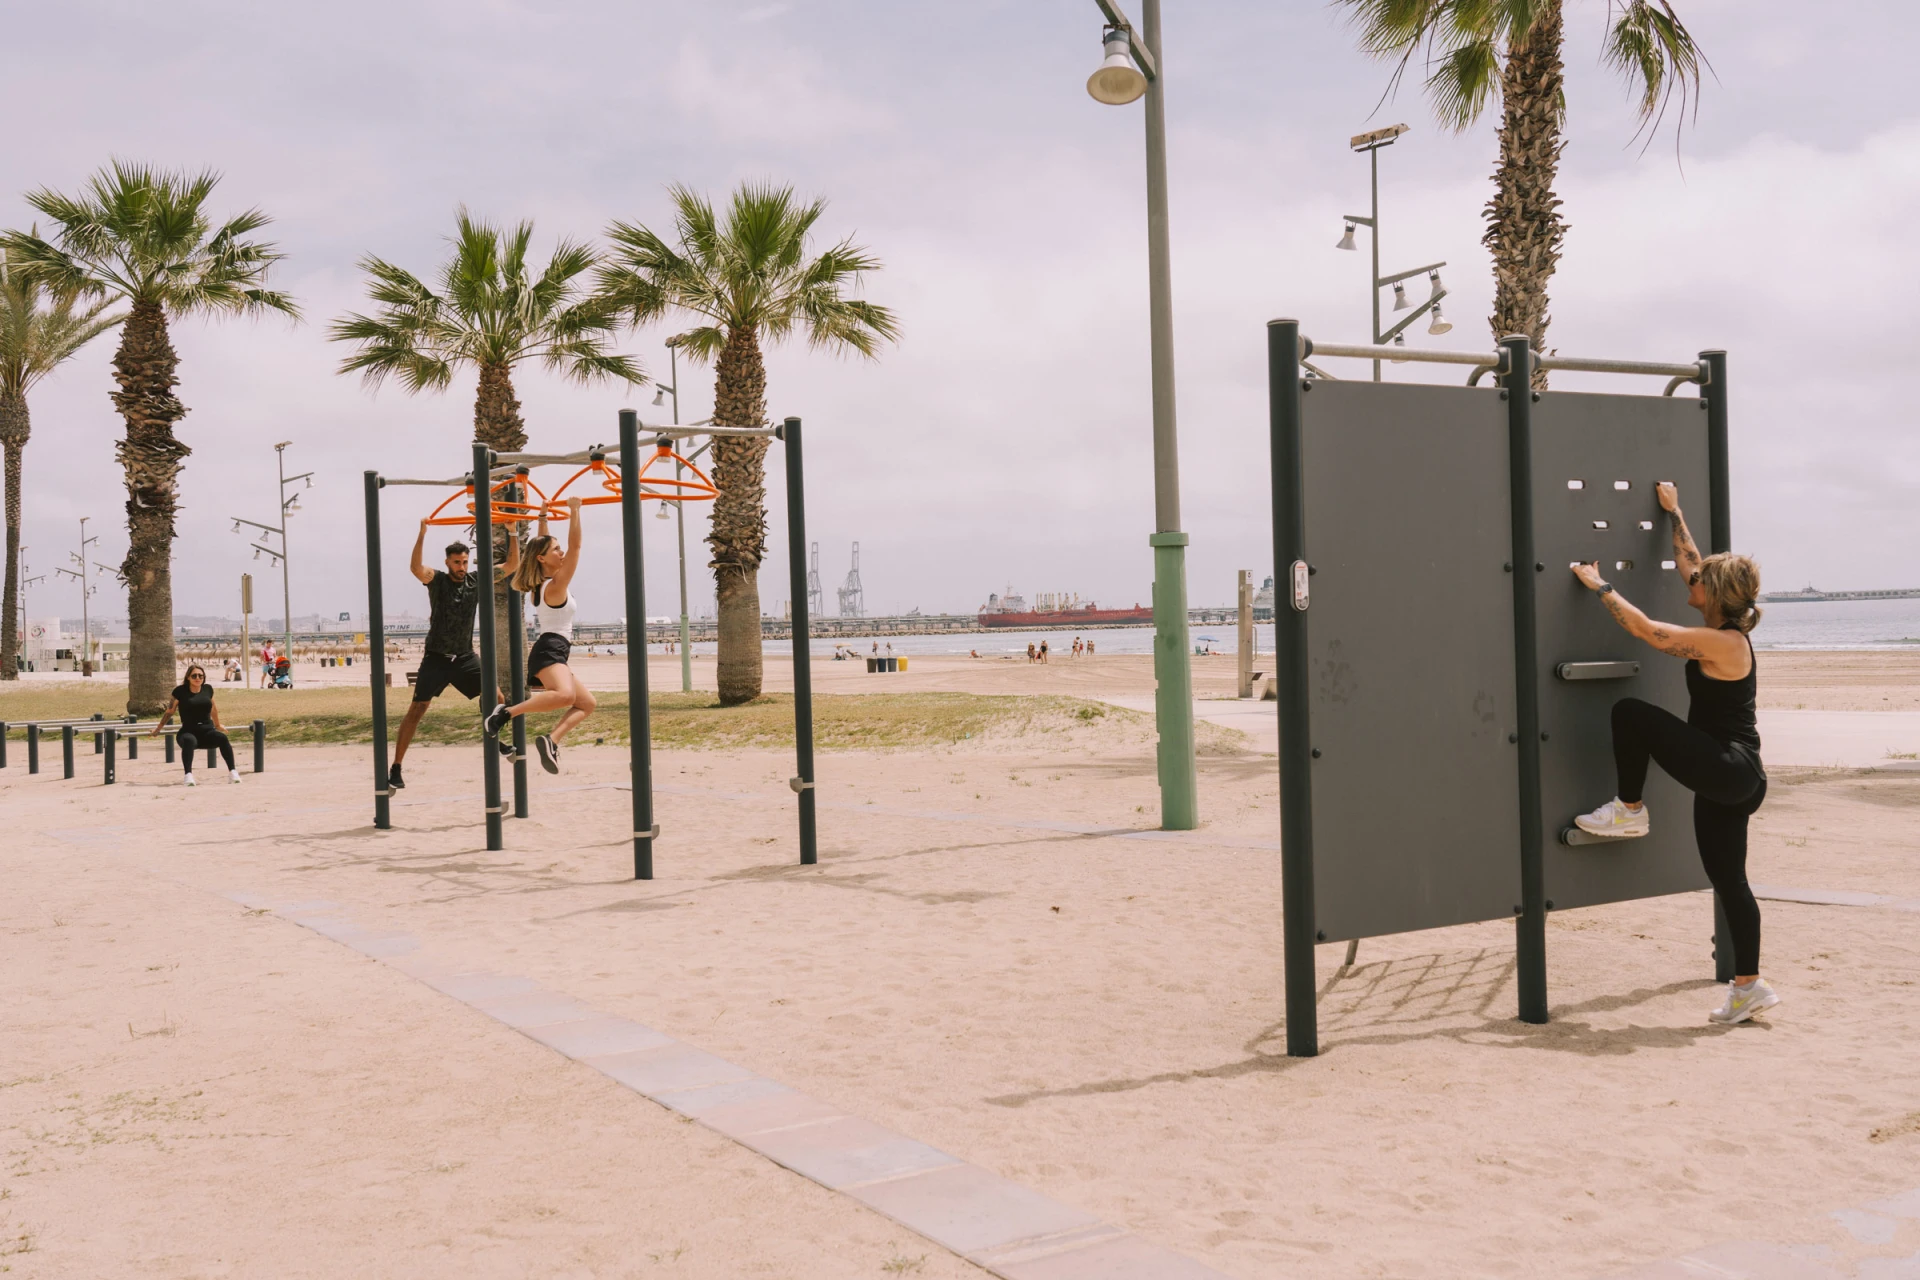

{"left": 365, "top": 471, "right": 392, "bottom": 830}
{"left": 618, "top": 412, "right": 656, "bottom": 880}
{"left": 473, "top": 443, "right": 504, "bottom": 851}
{"left": 1137, "top": 0, "right": 1198, "bottom": 830}
{"left": 127, "top": 726, "right": 136, "bottom": 759}
{"left": 62, "top": 725, "right": 74, "bottom": 778}
{"left": 1369, "top": 144, "right": 1382, "bottom": 381}
{"left": 28, "top": 722, "right": 39, "bottom": 773}
{"left": 0, "top": 722, "right": 7, "bottom": 768}
{"left": 104, "top": 728, "right": 116, "bottom": 784}
{"left": 252, "top": 720, "right": 265, "bottom": 773}
{"left": 1268, "top": 320, "right": 1318, "bottom": 1058}
{"left": 1503, "top": 335, "right": 1549, "bottom": 1024}
{"left": 93, "top": 712, "right": 104, "bottom": 753}
{"left": 1701, "top": 348, "right": 1737, "bottom": 982}
{"left": 507, "top": 468, "right": 529, "bottom": 820}
{"left": 164, "top": 729, "right": 174, "bottom": 764}
{"left": 781, "top": 418, "right": 818, "bottom": 865}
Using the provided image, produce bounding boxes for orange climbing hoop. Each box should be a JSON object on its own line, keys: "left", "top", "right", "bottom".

{"left": 422, "top": 474, "right": 565, "bottom": 527}
{"left": 550, "top": 442, "right": 717, "bottom": 508}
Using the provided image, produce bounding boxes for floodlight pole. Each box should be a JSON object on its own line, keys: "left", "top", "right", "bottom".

{"left": 660, "top": 341, "right": 695, "bottom": 693}
{"left": 1343, "top": 129, "right": 1448, "bottom": 382}
{"left": 1092, "top": 0, "right": 1197, "bottom": 829}
{"left": 230, "top": 441, "right": 312, "bottom": 664}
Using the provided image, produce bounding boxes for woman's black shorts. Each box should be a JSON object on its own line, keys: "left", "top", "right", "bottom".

{"left": 413, "top": 652, "right": 483, "bottom": 702}
{"left": 528, "top": 633, "right": 572, "bottom": 687}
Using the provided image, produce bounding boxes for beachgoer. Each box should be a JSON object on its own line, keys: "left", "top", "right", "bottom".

{"left": 258, "top": 639, "right": 277, "bottom": 689}
{"left": 1570, "top": 482, "right": 1774, "bottom": 1025}
{"left": 153, "top": 663, "right": 239, "bottom": 786}
{"left": 1040, "top": 640, "right": 1049, "bottom": 664}
{"left": 1027, "top": 642, "right": 1036, "bottom": 663}
{"left": 486, "top": 498, "right": 591, "bottom": 773}
{"left": 1086, "top": 639, "right": 1096, "bottom": 656}
{"left": 970, "top": 649, "right": 980, "bottom": 659}
{"left": 387, "top": 524, "right": 518, "bottom": 792}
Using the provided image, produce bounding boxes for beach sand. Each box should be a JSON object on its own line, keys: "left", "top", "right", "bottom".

{"left": 4, "top": 654, "right": 1919, "bottom": 1277}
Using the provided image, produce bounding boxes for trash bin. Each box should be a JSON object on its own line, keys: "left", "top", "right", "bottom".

{"left": 898, "top": 656, "right": 909, "bottom": 672}
{"left": 867, "top": 657, "right": 880, "bottom": 673}
{"left": 885, "top": 656, "right": 898, "bottom": 672}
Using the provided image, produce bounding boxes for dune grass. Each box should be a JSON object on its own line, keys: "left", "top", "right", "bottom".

{"left": 0, "top": 684, "right": 1133, "bottom": 752}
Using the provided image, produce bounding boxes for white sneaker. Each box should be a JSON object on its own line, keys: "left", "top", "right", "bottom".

{"left": 1710, "top": 979, "right": 1781, "bottom": 1025}
{"left": 230, "top": 769, "right": 243, "bottom": 784}
{"left": 1574, "top": 797, "right": 1649, "bottom": 838}
{"left": 183, "top": 773, "right": 197, "bottom": 787}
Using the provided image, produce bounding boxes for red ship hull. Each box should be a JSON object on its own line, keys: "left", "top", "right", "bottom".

{"left": 975, "top": 607, "right": 1152, "bottom": 628}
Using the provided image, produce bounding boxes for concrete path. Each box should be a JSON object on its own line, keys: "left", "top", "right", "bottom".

{"left": 1096, "top": 696, "right": 1920, "bottom": 769}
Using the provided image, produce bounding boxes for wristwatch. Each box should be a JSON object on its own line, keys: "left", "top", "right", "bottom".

{"left": 1597, "top": 583, "right": 1616, "bottom": 596}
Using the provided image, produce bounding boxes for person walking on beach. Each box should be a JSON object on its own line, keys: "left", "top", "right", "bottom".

{"left": 1039, "top": 640, "right": 1049, "bottom": 664}
{"left": 258, "top": 639, "right": 277, "bottom": 689}
{"left": 153, "top": 663, "right": 240, "bottom": 786}
{"left": 486, "top": 498, "right": 591, "bottom": 773}
{"left": 386, "top": 521, "right": 519, "bottom": 793}
{"left": 1570, "top": 482, "right": 1774, "bottom": 1025}
{"left": 1086, "top": 638, "right": 1095, "bottom": 657}
{"left": 1026, "top": 642, "right": 1037, "bottom": 663}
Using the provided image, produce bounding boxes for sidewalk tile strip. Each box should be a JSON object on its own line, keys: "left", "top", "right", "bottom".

{"left": 226, "top": 891, "right": 1237, "bottom": 1280}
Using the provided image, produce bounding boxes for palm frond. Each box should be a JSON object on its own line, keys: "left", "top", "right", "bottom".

{"left": 1603, "top": 0, "right": 1711, "bottom": 147}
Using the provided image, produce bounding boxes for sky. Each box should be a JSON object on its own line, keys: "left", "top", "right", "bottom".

{"left": 3, "top": 0, "right": 1916, "bottom": 632}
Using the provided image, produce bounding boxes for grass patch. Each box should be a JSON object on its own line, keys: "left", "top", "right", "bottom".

{"left": 0, "top": 685, "right": 1136, "bottom": 752}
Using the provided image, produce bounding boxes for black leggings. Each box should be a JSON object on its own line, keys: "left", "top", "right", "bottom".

{"left": 1611, "top": 698, "right": 1767, "bottom": 974}
{"left": 177, "top": 727, "right": 234, "bottom": 774}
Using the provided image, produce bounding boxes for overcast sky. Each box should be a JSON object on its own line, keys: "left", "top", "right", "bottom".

{"left": 4, "top": 0, "right": 1915, "bottom": 630}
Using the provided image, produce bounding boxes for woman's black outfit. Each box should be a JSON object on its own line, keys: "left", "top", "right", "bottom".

{"left": 172, "top": 682, "right": 235, "bottom": 774}
{"left": 1609, "top": 628, "right": 1767, "bottom": 974}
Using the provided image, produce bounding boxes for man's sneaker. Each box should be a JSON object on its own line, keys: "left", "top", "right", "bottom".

{"left": 1574, "top": 798, "right": 1650, "bottom": 839}
{"left": 388, "top": 764, "right": 405, "bottom": 791}
{"left": 483, "top": 705, "right": 511, "bottom": 738}
{"left": 1710, "top": 979, "right": 1781, "bottom": 1025}
{"left": 183, "top": 773, "right": 197, "bottom": 787}
{"left": 535, "top": 735, "right": 559, "bottom": 774}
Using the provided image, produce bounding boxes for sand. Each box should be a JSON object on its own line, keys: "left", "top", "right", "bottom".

{"left": 5, "top": 655, "right": 1920, "bottom": 1278}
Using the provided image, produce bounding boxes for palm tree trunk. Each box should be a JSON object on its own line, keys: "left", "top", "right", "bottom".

{"left": 708, "top": 326, "right": 769, "bottom": 706}
{"left": 111, "top": 300, "right": 188, "bottom": 715}
{"left": 0, "top": 393, "right": 28, "bottom": 681}
{"left": 1483, "top": 0, "right": 1567, "bottom": 390}
{"left": 473, "top": 362, "right": 527, "bottom": 685}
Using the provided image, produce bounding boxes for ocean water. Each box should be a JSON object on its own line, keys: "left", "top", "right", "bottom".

{"left": 627, "top": 598, "right": 1920, "bottom": 659}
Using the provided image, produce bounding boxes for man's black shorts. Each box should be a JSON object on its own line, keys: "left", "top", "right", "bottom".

{"left": 413, "top": 652, "right": 483, "bottom": 702}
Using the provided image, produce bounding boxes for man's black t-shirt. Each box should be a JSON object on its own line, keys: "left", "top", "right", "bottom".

{"left": 171, "top": 683, "right": 216, "bottom": 729}
{"left": 424, "top": 570, "right": 482, "bottom": 656}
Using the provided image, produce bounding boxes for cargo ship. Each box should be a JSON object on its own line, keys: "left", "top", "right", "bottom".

{"left": 976, "top": 589, "right": 1153, "bottom": 629}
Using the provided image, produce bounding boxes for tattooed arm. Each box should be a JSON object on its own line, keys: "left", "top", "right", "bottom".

{"left": 1657, "top": 483, "right": 1701, "bottom": 588}
{"left": 1570, "top": 562, "right": 1747, "bottom": 671}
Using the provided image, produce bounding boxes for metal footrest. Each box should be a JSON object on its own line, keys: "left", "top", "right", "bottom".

{"left": 1561, "top": 825, "right": 1613, "bottom": 847}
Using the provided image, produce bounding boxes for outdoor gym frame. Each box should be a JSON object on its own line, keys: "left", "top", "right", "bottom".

{"left": 361, "top": 410, "right": 819, "bottom": 877}
{"left": 1267, "top": 321, "right": 1735, "bottom": 1057}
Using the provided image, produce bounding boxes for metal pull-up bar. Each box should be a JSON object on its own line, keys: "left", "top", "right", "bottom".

{"left": 1299, "top": 336, "right": 1709, "bottom": 394}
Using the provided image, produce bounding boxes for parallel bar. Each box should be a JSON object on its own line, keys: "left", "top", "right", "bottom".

{"left": 1537, "top": 354, "right": 1704, "bottom": 379}
{"left": 365, "top": 471, "right": 392, "bottom": 830}
{"left": 1504, "top": 335, "right": 1549, "bottom": 1025}
{"left": 1267, "top": 320, "right": 1319, "bottom": 1058}
{"left": 1702, "top": 348, "right": 1737, "bottom": 983}
{"left": 782, "top": 417, "right": 818, "bottom": 866}
{"left": 473, "top": 442, "right": 503, "bottom": 852}
{"left": 1307, "top": 338, "right": 1704, "bottom": 380}
{"left": 619, "top": 410, "right": 655, "bottom": 880}
{"left": 1313, "top": 341, "right": 1495, "bottom": 368}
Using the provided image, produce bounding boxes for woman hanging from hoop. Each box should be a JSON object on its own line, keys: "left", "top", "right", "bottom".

{"left": 485, "top": 496, "right": 593, "bottom": 773}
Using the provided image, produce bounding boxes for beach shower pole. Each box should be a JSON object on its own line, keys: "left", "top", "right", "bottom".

{"left": 473, "top": 444, "right": 504, "bottom": 852}
{"left": 781, "top": 417, "right": 818, "bottom": 865}
{"left": 619, "top": 412, "right": 657, "bottom": 880}
{"left": 364, "top": 470, "right": 392, "bottom": 830}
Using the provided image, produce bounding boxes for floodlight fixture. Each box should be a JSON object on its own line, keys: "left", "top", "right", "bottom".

{"left": 652, "top": 388, "right": 666, "bottom": 407}
{"left": 655, "top": 501, "right": 671, "bottom": 521}
{"left": 1336, "top": 223, "right": 1357, "bottom": 251}
{"left": 1087, "top": 27, "right": 1147, "bottom": 105}
{"left": 1428, "top": 303, "right": 1453, "bottom": 336}
{"left": 1392, "top": 281, "right": 1411, "bottom": 311}
{"left": 1390, "top": 334, "right": 1408, "bottom": 363}
{"left": 1429, "top": 269, "right": 1444, "bottom": 298}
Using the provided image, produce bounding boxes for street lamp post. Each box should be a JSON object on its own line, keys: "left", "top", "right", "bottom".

{"left": 652, "top": 338, "right": 696, "bottom": 694}
{"left": 1085, "top": 0, "right": 1198, "bottom": 830}
{"left": 53, "top": 518, "right": 105, "bottom": 675}
{"left": 231, "top": 441, "right": 312, "bottom": 666}
{"left": 1335, "top": 124, "right": 1453, "bottom": 381}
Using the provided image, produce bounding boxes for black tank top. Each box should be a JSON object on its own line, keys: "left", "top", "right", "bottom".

{"left": 1685, "top": 626, "right": 1762, "bottom": 764}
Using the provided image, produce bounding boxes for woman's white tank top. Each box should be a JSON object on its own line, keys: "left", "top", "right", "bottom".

{"left": 534, "top": 584, "right": 576, "bottom": 640}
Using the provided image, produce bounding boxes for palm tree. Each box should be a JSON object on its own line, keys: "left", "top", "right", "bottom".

{"left": 330, "top": 210, "right": 644, "bottom": 678}
{"left": 2, "top": 162, "right": 297, "bottom": 713}
{"left": 329, "top": 209, "right": 643, "bottom": 455}
{"left": 0, "top": 247, "right": 125, "bottom": 680}
{"left": 1337, "top": 0, "right": 1707, "bottom": 384}
{"left": 597, "top": 184, "right": 899, "bottom": 705}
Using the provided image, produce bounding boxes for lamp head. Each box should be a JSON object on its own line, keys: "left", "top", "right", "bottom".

{"left": 1390, "top": 334, "right": 1409, "bottom": 364}
{"left": 652, "top": 388, "right": 666, "bottom": 407}
{"left": 1392, "top": 281, "right": 1411, "bottom": 311}
{"left": 1087, "top": 27, "right": 1147, "bottom": 105}
{"left": 655, "top": 501, "right": 671, "bottom": 521}
{"left": 1335, "top": 223, "right": 1357, "bottom": 252}
{"left": 1428, "top": 304, "right": 1453, "bottom": 336}
{"left": 1429, "top": 269, "right": 1444, "bottom": 297}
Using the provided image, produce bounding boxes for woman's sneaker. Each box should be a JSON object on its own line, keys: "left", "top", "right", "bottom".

{"left": 483, "top": 705, "right": 511, "bottom": 737}
{"left": 535, "top": 735, "right": 560, "bottom": 774}
{"left": 1710, "top": 979, "right": 1781, "bottom": 1025}
{"left": 229, "top": 769, "right": 242, "bottom": 784}
{"left": 183, "top": 773, "right": 197, "bottom": 787}
{"left": 1574, "top": 798, "right": 1649, "bottom": 838}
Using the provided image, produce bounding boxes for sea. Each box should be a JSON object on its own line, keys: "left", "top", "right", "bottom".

{"left": 651, "top": 597, "right": 1920, "bottom": 659}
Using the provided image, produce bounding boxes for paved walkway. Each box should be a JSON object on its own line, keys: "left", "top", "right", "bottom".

{"left": 1095, "top": 697, "right": 1920, "bottom": 769}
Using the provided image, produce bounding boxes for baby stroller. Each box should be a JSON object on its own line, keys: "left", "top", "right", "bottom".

{"left": 270, "top": 657, "right": 293, "bottom": 689}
